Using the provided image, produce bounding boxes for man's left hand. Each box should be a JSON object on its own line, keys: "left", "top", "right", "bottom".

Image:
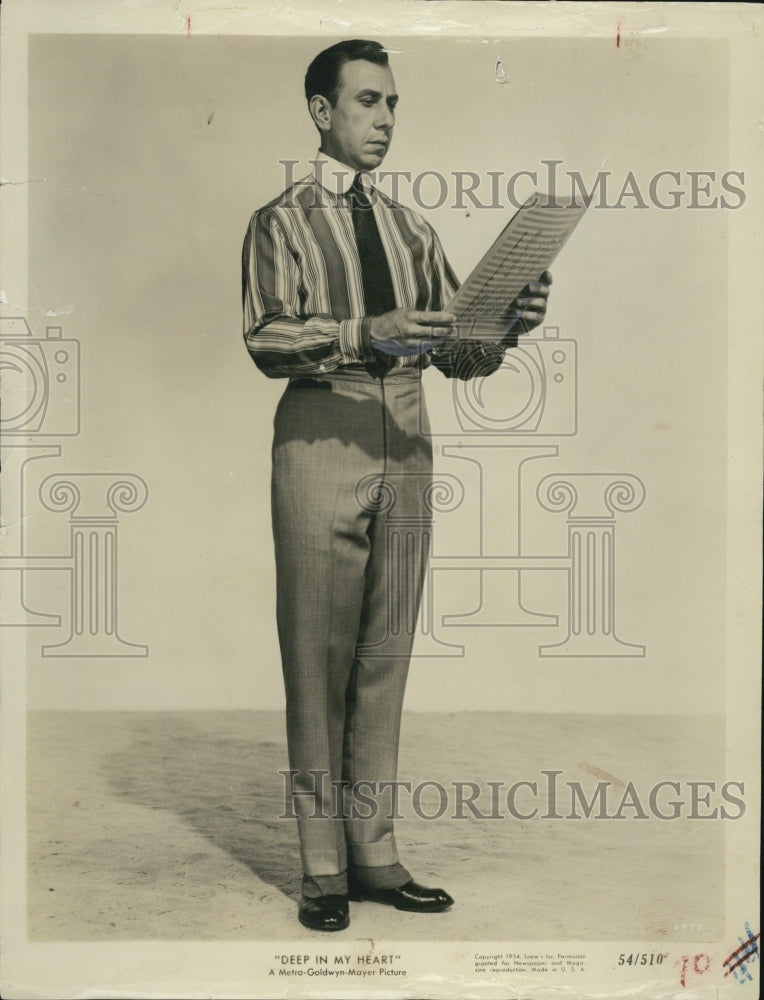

{"left": 507, "top": 270, "right": 552, "bottom": 334}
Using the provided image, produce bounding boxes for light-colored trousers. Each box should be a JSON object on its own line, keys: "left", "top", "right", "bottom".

{"left": 271, "top": 367, "right": 432, "bottom": 877}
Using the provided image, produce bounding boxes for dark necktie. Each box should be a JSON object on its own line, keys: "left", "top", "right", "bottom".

{"left": 349, "top": 172, "right": 397, "bottom": 377}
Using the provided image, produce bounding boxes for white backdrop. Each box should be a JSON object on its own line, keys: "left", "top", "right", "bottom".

{"left": 12, "top": 31, "right": 733, "bottom": 713}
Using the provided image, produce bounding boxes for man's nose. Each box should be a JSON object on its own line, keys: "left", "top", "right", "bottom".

{"left": 375, "top": 105, "right": 394, "bottom": 131}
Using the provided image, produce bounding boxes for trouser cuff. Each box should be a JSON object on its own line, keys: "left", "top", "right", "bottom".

{"left": 347, "top": 835, "right": 399, "bottom": 868}
{"left": 350, "top": 861, "right": 411, "bottom": 890}
{"left": 302, "top": 872, "right": 348, "bottom": 898}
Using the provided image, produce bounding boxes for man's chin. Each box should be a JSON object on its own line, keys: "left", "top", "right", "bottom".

{"left": 357, "top": 149, "right": 388, "bottom": 171}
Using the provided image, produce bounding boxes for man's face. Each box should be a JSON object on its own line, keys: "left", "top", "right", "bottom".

{"left": 321, "top": 59, "right": 397, "bottom": 171}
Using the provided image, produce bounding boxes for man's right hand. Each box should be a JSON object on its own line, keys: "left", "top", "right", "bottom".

{"left": 370, "top": 309, "right": 456, "bottom": 357}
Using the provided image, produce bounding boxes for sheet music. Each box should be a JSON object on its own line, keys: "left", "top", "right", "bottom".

{"left": 446, "top": 192, "right": 588, "bottom": 339}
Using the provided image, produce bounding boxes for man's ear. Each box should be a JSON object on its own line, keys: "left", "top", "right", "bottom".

{"left": 308, "top": 94, "right": 332, "bottom": 134}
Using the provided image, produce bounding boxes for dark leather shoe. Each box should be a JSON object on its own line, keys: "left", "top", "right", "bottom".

{"left": 348, "top": 879, "right": 453, "bottom": 912}
{"left": 298, "top": 894, "right": 349, "bottom": 931}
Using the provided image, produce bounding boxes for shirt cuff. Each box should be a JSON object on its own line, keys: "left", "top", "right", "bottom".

{"left": 337, "top": 318, "right": 371, "bottom": 365}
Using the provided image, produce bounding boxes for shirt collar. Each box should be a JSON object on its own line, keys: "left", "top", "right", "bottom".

{"left": 311, "top": 150, "right": 372, "bottom": 196}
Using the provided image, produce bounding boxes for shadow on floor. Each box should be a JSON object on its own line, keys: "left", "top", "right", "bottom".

{"left": 100, "top": 712, "right": 303, "bottom": 900}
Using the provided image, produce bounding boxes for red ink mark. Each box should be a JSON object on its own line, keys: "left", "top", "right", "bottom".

{"left": 655, "top": 421, "right": 670, "bottom": 430}
{"left": 693, "top": 954, "right": 711, "bottom": 975}
{"left": 675, "top": 953, "right": 712, "bottom": 987}
{"left": 616, "top": 20, "right": 621, "bottom": 47}
{"left": 186, "top": 15, "right": 191, "bottom": 36}
{"left": 723, "top": 926, "right": 760, "bottom": 979}
{"left": 675, "top": 955, "right": 688, "bottom": 986}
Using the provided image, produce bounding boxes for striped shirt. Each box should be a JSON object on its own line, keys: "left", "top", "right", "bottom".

{"left": 241, "top": 152, "right": 512, "bottom": 380}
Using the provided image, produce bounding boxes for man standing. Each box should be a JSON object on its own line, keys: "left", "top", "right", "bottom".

{"left": 241, "top": 39, "right": 551, "bottom": 932}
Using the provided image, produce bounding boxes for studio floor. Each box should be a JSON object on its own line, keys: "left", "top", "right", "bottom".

{"left": 26, "top": 710, "right": 725, "bottom": 942}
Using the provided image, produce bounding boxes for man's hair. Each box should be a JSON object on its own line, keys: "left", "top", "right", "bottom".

{"left": 304, "top": 39, "right": 389, "bottom": 107}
